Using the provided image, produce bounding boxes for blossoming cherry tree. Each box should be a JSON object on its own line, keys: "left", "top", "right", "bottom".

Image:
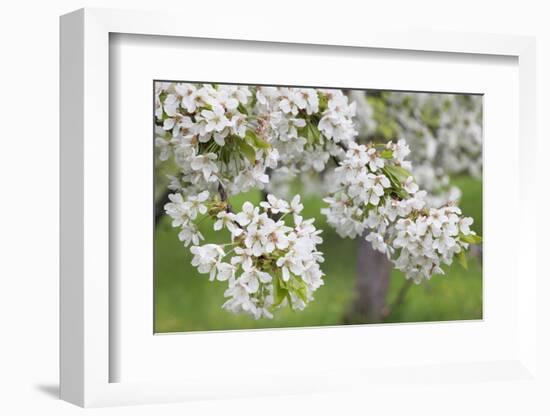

{"left": 155, "top": 83, "right": 481, "bottom": 319}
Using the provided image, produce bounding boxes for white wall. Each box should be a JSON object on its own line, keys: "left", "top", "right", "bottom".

{"left": 1, "top": 1, "right": 547, "bottom": 414}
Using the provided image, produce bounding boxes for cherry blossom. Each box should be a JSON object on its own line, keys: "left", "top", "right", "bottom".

{"left": 322, "top": 140, "right": 480, "bottom": 283}
{"left": 182, "top": 197, "right": 325, "bottom": 319}
{"left": 155, "top": 82, "right": 482, "bottom": 318}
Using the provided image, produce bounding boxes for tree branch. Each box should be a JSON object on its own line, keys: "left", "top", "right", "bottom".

{"left": 337, "top": 142, "right": 349, "bottom": 153}
{"left": 155, "top": 189, "right": 171, "bottom": 225}
{"left": 217, "top": 182, "right": 234, "bottom": 213}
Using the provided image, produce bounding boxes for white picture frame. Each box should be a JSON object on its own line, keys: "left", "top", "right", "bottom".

{"left": 60, "top": 7, "right": 538, "bottom": 408}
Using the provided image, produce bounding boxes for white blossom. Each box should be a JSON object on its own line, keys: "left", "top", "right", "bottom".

{"left": 175, "top": 83, "right": 198, "bottom": 113}
{"left": 190, "top": 153, "right": 219, "bottom": 181}
{"left": 190, "top": 244, "right": 224, "bottom": 280}
{"left": 260, "top": 194, "right": 290, "bottom": 214}
{"left": 200, "top": 104, "right": 230, "bottom": 133}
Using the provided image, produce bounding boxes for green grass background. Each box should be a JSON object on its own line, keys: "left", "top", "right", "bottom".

{"left": 154, "top": 176, "right": 482, "bottom": 333}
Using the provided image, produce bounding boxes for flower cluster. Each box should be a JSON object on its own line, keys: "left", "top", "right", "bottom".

{"left": 350, "top": 91, "right": 482, "bottom": 206}
{"left": 249, "top": 87, "right": 358, "bottom": 189}
{"left": 184, "top": 195, "right": 324, "bottom": 319}
{"left": 390, "top": 204, "right": 477, "bottom": 282}
{"left": 322, "top": 140, "right": 480, "bottom": 283}
{"left": 155, "top": 82, "right": 274, "bottom": 198}
{"left": 164, "top": 190, "right": 209, "bottom": 247}
{"left": 156, "top": 83, "right": 359, "bottom": 205}
{"left": 155, "top": 83, "right": 358, "bottom": 197}
{"left": 322, "top": 139, "right": 412, "bottom": 239}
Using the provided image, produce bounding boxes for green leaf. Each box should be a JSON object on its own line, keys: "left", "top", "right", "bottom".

{"left": 382, "top": 167, "right": 400, "bottom": 187}
{"left": 318, "top": 93, "right": 328, "bottom": 112}
{"left": 381, "top": 167, "right": 409, "bottom": 199}
{"left": 237, "top": 139, "right": 256, "bottom": 165}
{"left": 456, "top": 250, "right": 468, "bottom": 270}
{"left": 384, "top": 164, "right": 412, "bottom": 183}
{"left": 460, "top": 233, "right": 483, "bottom": 244}
{"left": 289, "top": 278, "right": 308, "bottom": 303}
{"left": 245, "top": 130, "right": 271, "bottom": 150}
{"left": 273, "top": 276, "right": 288, "bottom": 307}
{"left": 244, "top": 129, "right": 254, "bottom": 145}
{"left": 305, "top": 121, "right": 321, "bottom": 144}
{"left": 380, "top": 149, "right": 393, "bottom": 159}
{"left": 295, "top": 285, "right": 308, "bottom": 303}
{"left": 237, "top": 103, "right": 249, "bottom": 115}
{"left": 393, "top": 188, "right": 410, "bottom": 199}
{"left": 286, "top": 293, "right": 294, "bottom": 310}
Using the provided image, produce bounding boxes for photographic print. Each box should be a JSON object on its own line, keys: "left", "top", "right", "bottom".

{"left": 154, "top": 82, "right": 482, "bottom": 332}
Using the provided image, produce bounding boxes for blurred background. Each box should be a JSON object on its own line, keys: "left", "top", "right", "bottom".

{"left": 154, "top": 89, "right": 483, "bottom": 333}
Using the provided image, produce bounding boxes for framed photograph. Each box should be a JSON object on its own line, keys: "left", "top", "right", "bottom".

{"left": 60, "top": 8, "right": 538, "bottom": 408}
{"left": 151, "top": 82, "right": 484, "bottom": 333}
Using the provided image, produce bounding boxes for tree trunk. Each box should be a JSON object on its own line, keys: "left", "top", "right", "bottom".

{"left": 345, "top": 234, "right": 391, "bottom": 324}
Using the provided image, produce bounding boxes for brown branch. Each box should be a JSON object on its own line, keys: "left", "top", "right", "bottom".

{"left": 155, "top": 189, "right": 171, "bottom": 225}
{"left": 217, "top": 182, "right": 247, "bottom": 231}
{"left": 217, "top": 182, "right": 233, "bottom": 213}
{"left": 337, "top": 142, "right": 349, "bottom": 153}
